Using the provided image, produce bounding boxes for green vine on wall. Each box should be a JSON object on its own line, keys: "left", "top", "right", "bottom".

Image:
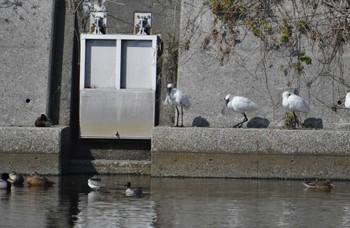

{"left": 201, "top": 0, "right": 350, "bottom": 112}
{"left": 210, "top": 0, "right": 247, "bottom": 22}
{"left": 207, "top": 0, "right": 348, "bottom": 82}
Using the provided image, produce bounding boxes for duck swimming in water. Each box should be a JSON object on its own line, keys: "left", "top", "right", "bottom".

{"left": 0, "top": 173, "right": 11, "bottom": 190}
{"left": 303, "top": 180, "right": 335, "bottom": 192}
{"left": 35, "top": 114, "right": 53, "bottom": 127}
{"left": 8, "top": 171, "right": 24, "bottom": 186}
{"left": 26, "top": 172, "right": 55, "bottom": 187}
{"left": 88, "top": 176, "right": 106, "bottom": 190}
{"left": 124, "top": 182, "right": 142, "bottom": 197}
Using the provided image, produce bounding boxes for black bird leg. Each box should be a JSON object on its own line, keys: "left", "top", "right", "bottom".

{"left": 293, "top": 111, "right": 300, "bottom": 128}
{"left": 232, "top": 113, "right": 248, "bottom": 128}
{"left": 243, "top": 113, "right": 248, "bottom": 122}
{"left": 175, "top": 106, "right": 180, "bottom": 127}
{"left": 179, "top": 106, "right": 184, "bottom": 127}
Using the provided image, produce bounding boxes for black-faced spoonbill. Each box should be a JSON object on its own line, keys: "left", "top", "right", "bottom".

{"left": 164, "top": 83, "right": 191, "bottom": 127}
{"left": 282, "top": 91, "right": 310, "bottom": 128}
{"left": 221, "top": 94, "right": 258, "bottom": 128}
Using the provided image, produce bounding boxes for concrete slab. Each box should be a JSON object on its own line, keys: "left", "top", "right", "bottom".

{"left": 68, "top": 159, "right": 151, "bottom": 175}
{"left": 151, "top": 127, "right": 350, "bottom": 179}
{"left": 0, "top": 126, "right": 70, "bottom": 174}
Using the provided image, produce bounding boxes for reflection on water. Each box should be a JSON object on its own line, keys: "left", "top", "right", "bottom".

{"left": 75, "top": 190, "right": 156, "bottom": 227}
{"left": 1, "top": 176, "right": 350, "bottom": 227}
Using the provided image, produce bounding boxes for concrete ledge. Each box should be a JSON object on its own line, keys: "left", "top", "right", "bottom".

{"left": 0, "top": 126, "right": 70, "bottom": 174}
{"left": 68, "top": 159, "right": 151, "bottom": 175}
{"left": 151, "top": 127, "right": 350, "bottom": 179}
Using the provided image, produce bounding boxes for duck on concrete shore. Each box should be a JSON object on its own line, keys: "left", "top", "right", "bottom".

{"left": 35, "top": 114, "right": 53, "bottom": 127}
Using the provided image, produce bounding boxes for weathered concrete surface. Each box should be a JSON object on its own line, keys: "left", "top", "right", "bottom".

{"left": 151, "top": 127, "right": 350, "bottom": 179}
{"left": 68, "top": 159, "right": 151, "bottom": 175}
{"left": 177, "top": 0, "right": 350, "bottom": 129}
{"left": 0, "top": 126, "right": 70, "bottom": 174}
{"left": 0, "top": 1, "right": 53, "bottom": 126}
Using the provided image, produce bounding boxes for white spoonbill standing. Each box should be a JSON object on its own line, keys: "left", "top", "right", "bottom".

{"left": 282, "top": 91, "right": 310, "bottom": 128}
{"left": 345, "top": 91, "right": 350, "bottom": 109}
{"left": 164, "top": 83, "right": 191, "bottom": 127}
{"left": 221, "top": 94, "right": 258, "bottom": 128}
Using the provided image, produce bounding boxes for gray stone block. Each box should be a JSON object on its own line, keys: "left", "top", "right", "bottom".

{"left": 0, "top": 126, "right": 70, "bottom": 174}
{"left": 151, "top": 127, "right": 350, "bottom": 179}
{"left": 68, "top": 159, "right": 151, "bottom": 175}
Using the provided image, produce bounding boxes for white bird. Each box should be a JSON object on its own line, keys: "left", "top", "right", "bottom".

{"left": 221, "top": 94, "right": 258, "bottom": 128}
{"left": 88, "top": 176, "right": 105, "bottom": 190}
{"left": 163, "top": 83, "right": 191, "bottom": 127}
{"left": 124, "top": 182, "right": 142, "bottom": 197}
{"left": 345, "top": 91, "right": 350, "bottom": 109}
{"left": 282, "top": 91, "right": 310, "bottom": 128}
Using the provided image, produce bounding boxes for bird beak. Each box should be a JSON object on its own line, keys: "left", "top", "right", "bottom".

{"left": 221, "top": 99, "right": 229, "bottom": 115}
{"left": 163, "top": 95, "right": 170, "bottom": 105}
{"left": 221, "top": 105, "right": 228, "bottom": 115}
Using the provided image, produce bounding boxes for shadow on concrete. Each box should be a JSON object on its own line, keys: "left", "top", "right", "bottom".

{"left": 247, "top": 117, "right": 270, "bottom": 128}
{"left": 303, "top": 118, "right": 323, "bottom": 129}
{"left": 192, "top": 116, "right": 210, "bottom": 127}
{"left": 48, "top": 0, "right": 66, "bottom": 125}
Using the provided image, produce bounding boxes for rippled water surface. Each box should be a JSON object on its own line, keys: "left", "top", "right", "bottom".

{"left": 1, "top": 175, "right": 350, "bottom": 227}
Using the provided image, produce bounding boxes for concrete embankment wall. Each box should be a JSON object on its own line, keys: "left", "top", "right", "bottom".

{"left": 151, "top": 127, "right": 350, "bottom": 180}
{"left": 0, "top": 127, "right": 70, "bottom": 174}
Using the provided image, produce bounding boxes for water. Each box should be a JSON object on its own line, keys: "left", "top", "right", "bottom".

{"left": 1, "top": 175, "right": 350, "bottom": 228}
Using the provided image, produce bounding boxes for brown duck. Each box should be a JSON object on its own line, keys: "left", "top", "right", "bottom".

{"left": 303, "top": 180, "right": 335, "bottom": 191}
{"left": 26, "top": 172, "right": 55, "bottom": 187}
{"left": 35, "top": 114, "right": 53, "bottom": 127}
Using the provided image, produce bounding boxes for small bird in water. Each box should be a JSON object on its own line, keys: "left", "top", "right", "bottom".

{"left": 124, "top": 182, "right": 142, "bottom": 197}
{"left": 163, "top": 83, "right": 191, "bottom": 127}
{"left": 35, "top": 114, "right": 53, "bottom": 127}
{"left": 303, "top": 180, "right": 335, "bottom": 192}
{"left": 221, "top": 94, "right": 258, "bottom": 128}
{"left": 88, "top": 176, "right": 106, "bottom": 190}
{"left": 8, "top": 171, "right": 24, "bottom": 186}
{"left": 282, "top": 91, "right": 310, "bottom": 128}
{"left": 26, "top": 172, "right": 55, "bottom": 187}
{"left": 0, "top": 173, "right": 11, "bottom": 190}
